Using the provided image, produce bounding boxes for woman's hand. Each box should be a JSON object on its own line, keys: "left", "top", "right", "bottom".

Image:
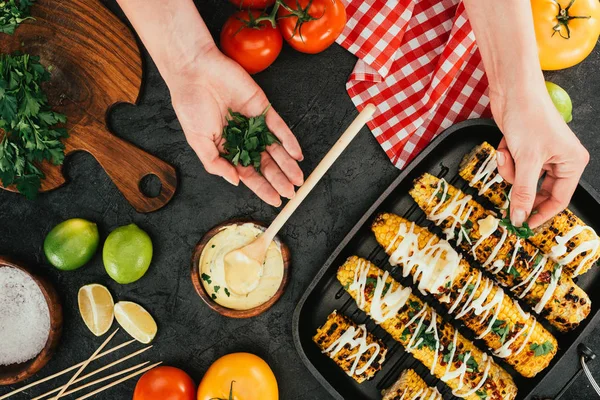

{"left": 490, "top": 84, "right": 589, "bottom": 229}
{"left": 168, "top": 44, "right": 304, "bottom": 206}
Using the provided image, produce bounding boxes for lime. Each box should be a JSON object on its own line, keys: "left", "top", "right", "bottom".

{"left": 545, "top": 81, "right": 573, "bottom": 123}
{"left": 103, "top": 224, "right": 153, "bottom": 284}
{"left": 44, "top": 218, "right": 99, "bottom": 271}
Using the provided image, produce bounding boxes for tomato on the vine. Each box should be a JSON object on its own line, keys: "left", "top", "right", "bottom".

{"left": 229, "top": 0, "right": 276, "bottom": 9}
{"left": 277, "top": 0, "right": 347, "bottom": 54}
{"left": 133, "top": 366, "right": 196, "bottom": 400}
{"left": 532, "top": 0, "right": 600, "bottom": 70}
{"left": 220, "top": 10, "right": 283, "bottom": 74}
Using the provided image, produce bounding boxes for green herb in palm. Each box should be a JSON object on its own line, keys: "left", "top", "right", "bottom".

{"left": 0, "top": 0, "right": 35, "bottom": 35}
{"left": 221, "top": 107, "right": 279, "bottom": 171}
{"left": 0, "top": 53, "right": 68, "bottom": 199}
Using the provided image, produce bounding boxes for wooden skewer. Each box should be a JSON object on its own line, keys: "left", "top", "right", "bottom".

{"left": 33, "top": 346, "right": 153, "bottom": 400}
{"left": 0, "top": 339, "right": 136, "bottom": 400}
{"left": 75, "top": 362, "right": 162, "bottom": 400}
{"left": 35, "top": 362, "right": 149, "bottom": 400}
{"left": 52, "top": 329, "right": 120, "bottom": 400}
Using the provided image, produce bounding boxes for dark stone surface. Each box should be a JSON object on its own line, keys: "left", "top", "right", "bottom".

{"left": 1, "top": 1, "right": 599, "bottom": 399}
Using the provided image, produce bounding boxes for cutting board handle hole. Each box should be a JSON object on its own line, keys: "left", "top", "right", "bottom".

{"left": 139, "top": 174, "right": 162, "bottom": 198}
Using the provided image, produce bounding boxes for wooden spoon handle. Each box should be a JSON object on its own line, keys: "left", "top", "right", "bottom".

{"left": 67, "top": 118, "right": 177, "bottom": 213}
{"left": 263, "top": 104, "right": 376, "bottom": 242}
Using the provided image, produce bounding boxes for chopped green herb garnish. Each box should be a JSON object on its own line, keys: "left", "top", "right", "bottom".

{"left": 382, "top": 281, "right": 391, "bottom": 296}
{"left": 491, "top": 319, "right": 510, "bottom": 344}
{"left": 0, "top": 0, "right": 35, "bottom": 35}
{"left": 458, "top": 351, "right": 479, "bottom": 372}
{"left": 224, "top": 288, "right": 231, "bottom": 297}
{"left": 476, "top": 389, "right": 488, "bottom": 399}
{"left": 214, "top": 285, "right": 220, "bottom": 293}
{"left": 466, "top": 284, "right": 475, "bottom": 295}
{"left": 365, "top": 276, "right": 378, "bottom": 288}
{"left": 201, "top": 273, "right": 212, "bottom": 284}
{"left": 211, "top": 293, "right": 217, "bottom": 300}
{"left": 400, "top": 327, "right": 410, "bottom": 341}
{"left": 530, "top": 341, "right": 554, "bottom": 356}
{"left": 443, "top": 342, "right": 454, "bottom": 363}
{"left": 499, "top": 200, "right": 534, "bottom": 239}
{"left": 507, "top": 265, "right": 521, "bottom": 278}
{"left": 435, "top": 182, "right": 451, "bottom": 202}
{"left": 552, "top": 263, "right": 562, "bottom": 281}
{"left": 221, "top": 107, "right": 279, "bottom": 171}
{"left": 414, "top": 324, "right": 438, "bottom": 351}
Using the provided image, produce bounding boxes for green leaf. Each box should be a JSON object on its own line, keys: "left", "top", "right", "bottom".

{"left": 201, "top": 273, "right": 212, "bottom": 284}
{"left": 530, "top": 341, "right": 554, "bottom": 357}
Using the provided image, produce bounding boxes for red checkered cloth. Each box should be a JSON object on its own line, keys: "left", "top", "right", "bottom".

{"left": 337, "top": 0, "right": 492, "bottom": 169}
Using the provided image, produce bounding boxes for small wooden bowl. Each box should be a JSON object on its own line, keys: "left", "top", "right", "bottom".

{"left": 0, "top": 257, "right": 63, "bottom": 386}
{"left": 191, "top": 219, "right": 290, "bottom": 318}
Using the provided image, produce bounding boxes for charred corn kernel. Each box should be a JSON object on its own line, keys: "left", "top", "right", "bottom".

{"left": 459, "top": 142, "right": 600, "bottom": 277}
{"left": 338, "top": 256, "right": 517, "bottom": 400}
{"left": 313, "top": 310, "right": 387, "bottom": 383}
{"left": 410, "top": 174, "right": 591, "bottom": 332}
{"left": 371, "top": 213, "right": 557, "bottom": 377}
{"left": 382, "top": 369, "right": 443, "bottom": 400}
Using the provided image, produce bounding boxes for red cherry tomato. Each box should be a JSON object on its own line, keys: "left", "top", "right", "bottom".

{"left": 277, "top": 0, "right": 347, "bottom": 54}
{"left": 133, "top": 366, "right": 196, "bottom": 400}
{"left": 229, "top": 0, "right": 276, "bottom": 8}
{"left": 220, "top": 10, "right": 283, "bottom": 74}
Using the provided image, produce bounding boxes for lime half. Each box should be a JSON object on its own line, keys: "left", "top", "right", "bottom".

{"left": 103, "top": 224, "right": 153, "bottom": 284}
{"left": 546, "top": 81, "right": 573, "bottom": 123}
{"left": 44, "top": 218, "right": 99, "bottom": 271}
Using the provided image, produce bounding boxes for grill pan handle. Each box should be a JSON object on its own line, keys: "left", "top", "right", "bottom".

{"left": 548, "top": 343, "right": 599, "bottom": 399}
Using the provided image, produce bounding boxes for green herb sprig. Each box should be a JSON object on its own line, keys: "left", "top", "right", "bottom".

{"left": 0, "top": 0, "right": 35, "bottom": 35}
{"left": 221, "top": 107, "right": 279, "bottom": 171}
{"left": 210, "top": 380, "right": 235, "bottom": 400}
{"left": 530, "top": 341, "right": 554, "bottom": 356}
{"left": 0, "top": 53, "right": 68, "bottom": 198}
{"left": 499, "top": 204, "right": 534, "bottom": 239}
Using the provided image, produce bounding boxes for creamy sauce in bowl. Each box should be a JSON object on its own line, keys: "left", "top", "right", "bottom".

{"left": 199, "top": 223, "right": 284, "bottom": 311}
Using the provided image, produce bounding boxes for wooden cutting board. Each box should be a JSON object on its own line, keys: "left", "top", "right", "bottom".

{"left": 0, "top": 0, "right": 177, "bottom": 213}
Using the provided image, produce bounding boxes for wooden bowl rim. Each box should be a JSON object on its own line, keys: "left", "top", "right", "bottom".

{"left": 0, "top": 257, "right": 63, "bottom": 386}
{"left": 190, "top": 218, "right": 290, "bottom": 319}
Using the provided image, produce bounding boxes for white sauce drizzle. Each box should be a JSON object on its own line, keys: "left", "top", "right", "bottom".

{"left": 455, "top": 355, "right": 492, "bottom": 397}
{"left": 323, "top": 323, "right": 381, "bottom": 377}
{"left": 349, "top": 260, "right": 412, "bottom": 324}
{"left": 534, "top": 265, "right": 562, "bottom": 314}
{"left": 387, "top": 223, "right": 461, "bottom": 295}
{"left": 550, "top": 225, "right": 600, "bottom": 276}
{"left": 494, "top": 321, "right": 530, "bottom": 358}
{"left": 511, "top": 256, "right": 548, "bottom": 299}
{"left": 514, "top": 319, "right": 538, "bottom": 357}
{"left": 469, "top": 151, "right": 502, "bottom": 196}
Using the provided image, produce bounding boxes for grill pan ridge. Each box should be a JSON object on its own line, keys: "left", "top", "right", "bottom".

{"left": 292, "top": 119, "right": 600, "bottom": 400}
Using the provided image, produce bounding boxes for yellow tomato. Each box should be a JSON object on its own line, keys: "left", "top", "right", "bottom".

{"left": 532, "top": 0, "right": 600, "bottom": 70}
{"left": 197, "top": 353, "right": 278, "bottom": 400}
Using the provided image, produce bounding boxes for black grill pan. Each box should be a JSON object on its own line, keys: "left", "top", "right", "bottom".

{"left": 292, "top": 119, "right": 600, "bottom": 400}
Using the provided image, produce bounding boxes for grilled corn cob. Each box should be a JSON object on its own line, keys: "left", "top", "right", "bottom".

{"left": 313, "top": 310, "right": 387, "bottom": 383}
{"left": 338, "top": 256, "right": 517, "bottom": 400}
{"left": 410, "top": 173, "right": 591, "bottom": 332}
{"left": 382, "top": 369, "right": 443, "bottom": 400}
{"left": 459, "top": 141, "right": 600, "bottom": 277}
{"left": 372, "top": 212, "right": 557, "bottom": 377}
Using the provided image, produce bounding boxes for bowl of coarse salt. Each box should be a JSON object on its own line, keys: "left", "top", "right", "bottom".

{"left": 0, "top": 257, "right": 62, "bottom": 385}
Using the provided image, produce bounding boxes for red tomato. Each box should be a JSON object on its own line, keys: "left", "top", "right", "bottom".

{"left": 133, "top": 366, "right": 196, "bottom": 400}
{"left": 229, "top": 0, "right": 276, "bottom": 8}
{"left": 220, "top": 11, "right": 283, "bottom": 74}
{"left": 277, "top": 0, "right": 347, "bottom": 54}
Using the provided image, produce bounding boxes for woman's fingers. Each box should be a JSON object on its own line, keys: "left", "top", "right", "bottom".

{"left": 190, "top": 136, "right": 240, "bottom": 186}
{"left": 236, "top": 164, "right": 282, "bottom": 206}
{"left": 528, "top": 174, "right": 578, "bottom": 229}
{"left": 267, "top": 143, "right": 304, "bottom": 187}
{"left": 265, "top": 107, "right": 304, "bottom": 161}
{"left": 260, "top": 152, "right": 296, "bottom": 199}
{"left": 496, "top": 138, "right": 516, "bottom": 183}
{"left": 510, "top": 155, "right": 543, "bottom": 227}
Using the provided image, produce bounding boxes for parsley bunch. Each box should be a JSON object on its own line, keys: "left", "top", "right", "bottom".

{"left": 499, "top": 204, "right": 534, "bottom": 239}
{"left": 0, "top": 53, "right": 68, "bottom": 198}
{"left": 0, "top": 0, "right": 35, "bottom": 35}
{"left": 221, "top": 107, "right": 279, "bottom": 171}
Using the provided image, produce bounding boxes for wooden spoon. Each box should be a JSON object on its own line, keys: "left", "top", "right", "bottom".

{"left": 223, "top": 104, "right": 377, "bottom": 296}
